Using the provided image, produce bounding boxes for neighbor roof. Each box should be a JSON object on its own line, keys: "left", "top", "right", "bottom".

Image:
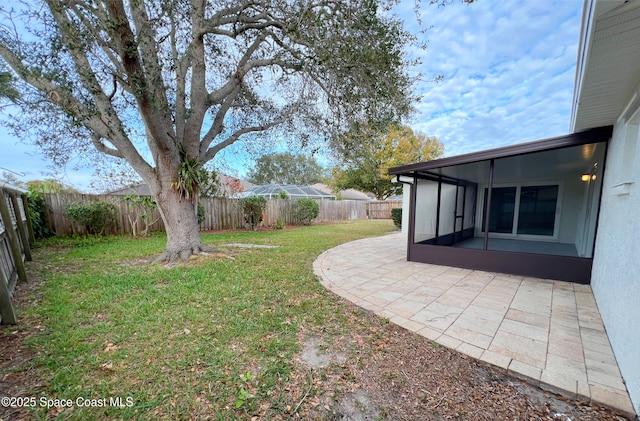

{"left": 240, "top": 184, "right": 335, "bottom": 199}
{"left": 311, "top": 183, "right": 371, "bottom": 201}
{"left": 107, "top": 174, "right": 252, "bottom": 197}
{"left": 107, "top": 183, "right": 151, "bottom": 196}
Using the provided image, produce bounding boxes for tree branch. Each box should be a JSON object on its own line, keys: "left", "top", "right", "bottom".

{"left": 198, "top": 83, "right": 242, "bottom": 161}
{"left": 103, "top": 0, "right": 173, "bottom": 153}
{"left": 182, "top": 0, "right": 208, "bottom": 159}
{"left": 202, "top": 111, "right": 294, "bottom": 163}
{"left": 170, "top": 3, "right": 188, "bottom": 145}
{"left": 91, "top": 134, "right": 124, "bottom": 158}
{"left": 0, "top": 10, "right": 155, "bottom": 183}
{"left": 128, "top": 0, "right": 175, "bottom": 141}
{"left": 66, "top": 1, "right": 130, "bottom": 88}
{"left": 207, "top": 31, "right": 268, "bottom": 105}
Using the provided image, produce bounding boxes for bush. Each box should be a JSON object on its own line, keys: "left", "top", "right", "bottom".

{"left": 239, "top": 195, "right": 267, "bottom": 231}
{"left": 65, "top": 201, "right": 118, "bottom": 235}
{"left": 293, "top": 198, "right": 319, "bottom": 225}
{"left": 274, "top": 218, "right": 285, "bottom": 230}
{"left": 26, "top": 187, "right": 54, "bottom": 239}
{"left": 391, "top": 208, "right": 402, "bottom": 229}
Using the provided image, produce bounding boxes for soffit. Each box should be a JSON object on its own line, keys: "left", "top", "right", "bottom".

{"left": 572, "top": 0, "right": 640, "bottom": 131}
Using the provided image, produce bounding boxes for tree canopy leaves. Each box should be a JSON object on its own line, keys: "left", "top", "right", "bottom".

{"left": 247, "top": 152, "right": 327, "bottom": 186}
{"left": 0, "top": 71, "right": 19, "bottom": 103}
{"left": 332, "top": 124, "right": 444, "bottom": 200}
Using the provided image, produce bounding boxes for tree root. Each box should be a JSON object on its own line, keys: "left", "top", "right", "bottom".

{"left": 154, "top": 243, "right": 218, "bottom": 263}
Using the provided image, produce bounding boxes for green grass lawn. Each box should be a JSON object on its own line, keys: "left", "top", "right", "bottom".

{"left": 18, "top": 220, "right": 395, "bottom": 419}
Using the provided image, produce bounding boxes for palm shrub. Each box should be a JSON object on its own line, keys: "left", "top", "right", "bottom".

{"left": 293, "top": 198, "right": 320, "bottom": 225}
{"left": 239, "top": 195, "right": 267, "bottom": 231}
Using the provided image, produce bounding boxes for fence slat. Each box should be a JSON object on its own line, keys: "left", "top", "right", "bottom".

{"left": 9, "top": 192, "right": 32, "bottom": 262}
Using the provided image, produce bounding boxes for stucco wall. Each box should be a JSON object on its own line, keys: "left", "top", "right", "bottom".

{"left": 591, "top": 118, "right": 640, "bottom": 415}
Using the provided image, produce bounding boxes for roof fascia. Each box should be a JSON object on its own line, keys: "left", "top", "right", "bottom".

{"left": 570, "top": 0, "right": 598, "bottom": 132}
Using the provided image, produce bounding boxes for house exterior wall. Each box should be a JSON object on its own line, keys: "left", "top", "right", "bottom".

{"left": 591, "top": 105, "right": 640, "bottom": 414}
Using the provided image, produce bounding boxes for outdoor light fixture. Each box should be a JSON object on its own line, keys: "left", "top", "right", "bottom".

{"left": 581, "top": 163, "right": 598, "bottom": 182}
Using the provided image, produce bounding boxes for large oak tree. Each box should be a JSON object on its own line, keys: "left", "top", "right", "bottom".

{"left": 0, "top": 0, "right": 415, "bottom": 260}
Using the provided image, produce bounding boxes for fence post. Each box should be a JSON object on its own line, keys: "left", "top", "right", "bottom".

{"left": 0, "top": 265, "right": 16, "bottom": 324}
{"left": 0, "top": 192, "right": 28, "bottom": 283}
{"left": 9, "top": 192, "right": 32, "bottom": 262}
{"left": 21, "top": 194, "right": 36, "bottom": 245}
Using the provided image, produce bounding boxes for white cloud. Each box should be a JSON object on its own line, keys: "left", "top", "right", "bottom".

{"left": 403, "top": 0, "right": 583, "bottom": 158}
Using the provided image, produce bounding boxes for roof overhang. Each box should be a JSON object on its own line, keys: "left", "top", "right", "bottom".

{"left": 0, "top": 182, "right": 28, "bottom": 194}
{"left": 389, "top": 125, "right": 612, "bottom": 176}
{"left": 571, "top": 0, "right": 640, "bottom": 132}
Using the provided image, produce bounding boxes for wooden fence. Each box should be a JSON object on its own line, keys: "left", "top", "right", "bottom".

{"left": 366, "top": 200, "right": 403, "bottom": 220}
{"left": 0, "top": 184, "right": 34, "bottom": 324}
{"left": 43, "top": 193, "right": 402, "bottom": 236}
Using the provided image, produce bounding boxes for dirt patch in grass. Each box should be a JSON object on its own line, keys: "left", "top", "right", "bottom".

{"left": 299, "top": 336, "right": 347, "bottom": 369}
{"left": 219, "top": 243, "right": 280, "bottom": 249}
{"left": 119, "top": 257, "right": 156, "bottom": 267}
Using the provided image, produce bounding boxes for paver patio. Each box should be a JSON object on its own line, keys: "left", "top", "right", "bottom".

{"left": 313, "top": 233, "right": 635, "bottom": 417}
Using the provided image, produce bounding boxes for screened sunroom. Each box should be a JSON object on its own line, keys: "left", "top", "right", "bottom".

{"left": 389, "top": 126, "right": 612, "bottom": 283}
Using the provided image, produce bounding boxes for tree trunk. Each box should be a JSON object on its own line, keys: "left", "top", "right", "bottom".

{"left": 154, "top": 186, "right": 214, "bottom": 262}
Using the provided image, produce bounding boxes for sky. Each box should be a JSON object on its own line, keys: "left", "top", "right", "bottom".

{"left": 0, "top": 0, "right": 584, "bottom": 192}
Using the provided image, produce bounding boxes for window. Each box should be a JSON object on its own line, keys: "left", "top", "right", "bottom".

{"left": 517, "top": 186, "right": 559, "bottom": 235}
{"left": 482, "top": 184, "right": 559, "bottom": 237}
{"left": 482, "top": 187, "right": 516, "bottom": 233}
